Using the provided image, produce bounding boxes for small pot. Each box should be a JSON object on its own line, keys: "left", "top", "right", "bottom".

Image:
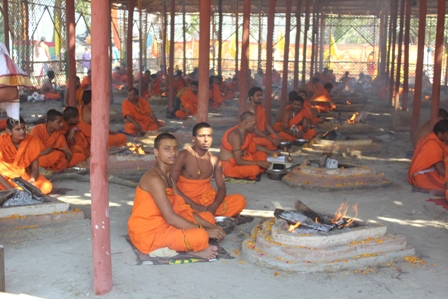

{"left": 293, "top": 139, "right": 309, "bottom": 146}
{"left": 278, "top": 141, "right": 292, "bottom": 150}
{"left": 266, "top": 169, "right": 288, "bottom": 180}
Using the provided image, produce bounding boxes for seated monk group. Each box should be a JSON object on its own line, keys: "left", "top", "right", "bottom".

{"left": 62, "top": 106, "right": 91, "bottom": 167}
{"left": 412, "top": 109, "right": 448, "bottom": 149}
{"left": 309, "top": 83, "right": 334, "bottom": 113}
{"left": 128, "top": 133, "right": 226, "bottom": 259}
{"left": 175, "top": 81, "right": 199, "bottom": 120}
{"left": 409, "top": 119, "right": 448, "bottom": 194}
{"left": 220, "top": 112, "right": 274, "bottom": 180}
{"left": 41, "top": 70, "right": 62, "bottom": 101}
{"left": 122, "top": 87, "right": 164, "bottom": 136}
{"left": 64, "top": 76, "right": 84, "bottom": 107}
{"left": 0, "top": 117, "right": 53, "bottom": 194}
{"left": 81, "top": 70, "right": 92, "bottom": 90}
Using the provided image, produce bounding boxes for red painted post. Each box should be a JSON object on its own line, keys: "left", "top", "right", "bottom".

{"left": 235, "top": 1, "right": 239, "bottom": 75}
{"left": 197, "top": 0, "right": 211, "bottom": 122}
{"left": 265, "top": 0, "right": 277, "bottom": 124}
{"left": 66, "top": 0, "right": 76, "bottom": 107}
{"left": 319, "top": 14, "right": 325, "bottom": 72}
{"left": 239, "top": 0, "right": 251, "bottom": 116}
{"left": 162, "top": 3, "right": 167, "bottom": 75}
{"left": 394, "top": 0, "right": 405, "bottom": 110}
{"left": 168, "top": 0, "right": 175, "bottom": 111}
{"left": 302, "top": 0, "right": 310, "bottom": 84}
{"left": 293, "top": 0, "right": 302, "bottom": 91}
{"left": 410, "top": 0, "right": 426, "bottom": 139}
{"left": 430, "top": 0, "right": 446, "bottom": 127}
{"left": 309, "top": 6, "right": 316, "bottom": 80}
{"left": 2, "top": 0, "right": 9, "bottom": 52}
{"left": 402, "top": 0, "right": 411, "bottom": 111}
{"left": 126, "top": 0, "right": 134, "bottom": 89}
{"left": 90, "top": 0, "right": 113, "bottom": 295}
{"left": 281, "top": 0, "right": 292, "bottom": 104}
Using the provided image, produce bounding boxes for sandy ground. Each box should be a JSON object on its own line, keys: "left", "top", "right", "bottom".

{"left": 1, "top": 93, "right": 448, "bottom": 299}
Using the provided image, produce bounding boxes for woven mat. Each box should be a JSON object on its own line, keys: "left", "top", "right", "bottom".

{"left": 125, "top": 235, "right": 234, "bottom": 265}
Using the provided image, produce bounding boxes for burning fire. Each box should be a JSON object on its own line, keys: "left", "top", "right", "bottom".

{"left": 288, "top": 221, "right": 301, "bottom": 232}
{"left": 331, "top": 202, "right": 358, "bottom": 227}
{"left": 346, "top": 101, "right": 351, "bottom": 105}
{"left": 347, "top": 112, "right": 359, "bottom": 124}
{"left": 127, "top": 142, "right": 146, "bottom": 155}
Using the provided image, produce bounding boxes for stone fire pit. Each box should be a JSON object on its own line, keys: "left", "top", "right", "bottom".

{"left": 282, "top": 160, "right": 392, "bottom": 191}
{"left": 242, "top": 204, "right": 415, "bottom": 272}
{"left": 317, "top": 122, "right": 373, "bottom": 134}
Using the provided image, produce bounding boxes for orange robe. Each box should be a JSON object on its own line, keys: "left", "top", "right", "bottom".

{"left": 122, "top": 97, "right": 163, "bottom": 135}
{"left": 61, "top": 120, "right": 90, "bottom": 167}
{"left": 128, "top": 186, "right": 214, "bottom": 254}
{"left": 149, "top": 78, "right": 161, "bottom": 96}
{"left": 310, "top": 88, "right": 333, "bottom": 113}
{"left": 278, "top": 109, "right": 316, "bottom": 141}
{"left": 223, "top": 82, "right": 237, "bottom": 101}
{"left": 209, "top": 83, "right": 223, "bottom": 110}
{"left": 112, "top": 71, "right": 125, "bottom": 89}
{"left": 81, "top": 76, "right": 91, "bottom": 90}
{"left": 29, "top": 124, "right": 68, "bottom": 172}
{"left": 307, "top": 81, "right": 323, "bottom": 97}
{"left": 173, "top": 80, "right": 186, "bottom": 95}
{"left": 175, "top": 88, "right": 198, "bottom": 120}
{"left": 252, "top": 104, "right": 278, "bottom": 151}
{"left": 221, "top": 126, "right": 267, "bottom": 180}
{"left": 65, "top": 79, "right": 84, "bottom": 106}
{"left": 176, "top": 175, "right": 246, "bottom": 217}
{"left": 0, "top": 134, "right": 52, "bottom": 194}
{"left": 408, "top": 133, "right": 447, "bottom": 191}
{"left": 0, "top": 119, "right": 6, "bottom": 130}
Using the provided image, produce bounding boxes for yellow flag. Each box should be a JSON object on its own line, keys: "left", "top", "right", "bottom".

{"left": 276, "top": 30, "right": 285, "bottom": 52}
{"left": 228, "top": 33, "right": 236, "bottom": 59}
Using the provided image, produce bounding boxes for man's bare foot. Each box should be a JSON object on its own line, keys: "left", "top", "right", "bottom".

{"left": 188, "top": 245, "right": 218, "bottom": 260}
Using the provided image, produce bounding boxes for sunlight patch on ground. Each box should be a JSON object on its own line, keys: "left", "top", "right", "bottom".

{"left": 393, "top": 201, "right": 403, "bottom": 206}
{"left": 359, "top": 156, "right": 411, "bottom": 162}
{"left": 241, "top": 209, "right": 274, "bottom": 218}
{"left": 377, "top": 216, "right": 448, "bottom": 229}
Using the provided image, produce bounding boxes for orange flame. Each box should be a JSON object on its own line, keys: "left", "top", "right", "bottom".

{"left": 288, "top": 222, "right": 301, "bottom": 232}
{"left": 346, "top": 101, "right": 351, "bottom": 105}
{"left": 346, "top": 112, "right": 358, "bottom": 124}
{"left": 315, "top": 217, "right": 319, "bottom": 224}
{"left": 345, "top": 85, "right": 348, "bottom": 91}
{"left": 331, "top": 202, "right": 359, "bottom": 227}
{"left": 127, "top": 142, "right": 146, "bottom": 155}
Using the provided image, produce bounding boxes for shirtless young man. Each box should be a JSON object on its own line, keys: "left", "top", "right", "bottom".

{"left": 128, "top": 133, "right": 225, "bottom": 259}
{"left": 170, "top": 122, "right": 246, "bottom": 217}
{"left": 41, "top": 70, "right": 61, "bottom": 100}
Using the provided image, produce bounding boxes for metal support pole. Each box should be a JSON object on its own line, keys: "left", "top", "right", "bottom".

{"left": 319, "top": 14, "right": 325, "bottom": 72}
{"left": 218, "top": 0, "right": 223, "bottom": 75}
{"left": 293, "top": 0, "right": 302, "bottom": 90}
{"left": 239, "top": 0, "right": 251, "bottom": 115}
{"left": 2, "top": 0, "right": 9, "bottom": 52}
{"left": 430, "top": 0, "right": 446, "bottom": 127}
{"left": 402, "top": 0, "right": 411, "bottom": 111}
{"left": 379, "top": 14, "right": 387, "bottom": 76}
{"left": 281, "top": 0, "right": 292, "bottom": 104}
{"left": 257, "top": 0, "right": 262, "bottom": 71}
{"left": 388, "top": 0, "right": 398, "bottom": 106}
{"left": 162, "top": 2, "right": 167, "bottom": 75}
{"left": 302, "top": 0, "right": 310, "bottom": 84}
{"left": 394, "top": 0, "right": 405, "bottom": 110}
{"left": 198, "top": 0, "right": 211, "bottom": 122}
{"left": 24, "top": 0, "right": 29, "bottom": 74}
{"left": 265, "top": 0, "right": 277, "bottom": 124}
{"left": 410, "top": 0, "right": 426, "bottom": 139}
{"left": 139, "top": 4, "right": 143, "bottom": 97}
{"left": 183, "top": 2, "right": 186, "bottom": 72}
{"left": 66, "top": 0, "right": 76, "bottom": 106}
{"left": 0, "top": 245, "right": 4, "bottom": 292}
{"left": 168, "top": 0, "right": 175, "bottom": 111}
{"left": 91, "top": 0, "right": 113, "bottom": 294}
{"left": 126, "top": 0, "right": 135, "bottom": 88}
{"left": 309, "top": 4, "right": 315, "bottom": 80}
{"left": 235, "top": 1, "right": 239, "bottom": 75}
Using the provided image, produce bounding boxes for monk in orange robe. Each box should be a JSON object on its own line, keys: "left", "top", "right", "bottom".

{"left": 62, "top": 106, "right": 90, "bottom": 167}
{"left": 247, "top": 87, "right": 282, "bottom": 150}
{"left": 306, "top": 77, "right": 323, "bottom": 98}
{"left": 29, "top": 109, "right": 72, "bottom": 172}
{"left": 64, "top": 76, "right": 84, "bottom": 107}
{"left": 223, "top": 77, "right": 238, "bottom": 101}
{"left": 122, "top": 87, "right": 164, "bottom": 136}
{"left": 310, "top": 83, "right": 334, "bottom": 113}
{"left": 409, "top": 119, "right": 448, "bottom": 192}
{"left": 0, "top": 119, "right": 6, "bottom": 130}
{"left": 172, "top": 73, "right": 187, "bottom": 95}
{"left": 80, "top": 70, "right": 91, "bottom": 90}
{"left": 128, "top": 133, "right": 225, "bottom": 257}
{"left": 412, "top": 109, "right": 448, "bottom": 149}
{"left": 79, "top": 90, "right": 127, "bottom": 147}
{"left": 278, "top": 96, "right": 316, "bottom": 141}
{"left": 220, "top": 112, "right": 273, "bottom": 180}
{"left": 209, "top": 76, "right": 223, "bottom": 110}
{"left": 171, "top": 123, "right": 246, "bottom": 217}
{"left": 0, "top": 117, "right": 52, "bottom": 194}
{"left": 148, "top": 74, "right": 162, "bottom": 97}
{"left": 175, "top": 81, "right": 199, "bottom": 120}
{"left": 41, "top": 70, "right": 61, "bottom": 100}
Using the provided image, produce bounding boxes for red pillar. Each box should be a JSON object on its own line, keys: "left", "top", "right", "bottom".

{"left": 2, "top": 0, "right": 9, "bottom": 52}
{"left": 90, "top": 0, "right": 113, "bottom": 295}
{"left": 430, "top": 0, "right": 446, "bottom": 127}
{"left": 394, "top": 0, "right": 405, "bottom": 110}
{"left": 162, "top": 3, "right": 167, "bottom": 75}
{"left": 293, "top": 0, "right": 302, "bottom": 91}
{"left": 197, "top": 0, "right": 211, "bottom": 122}
{"left": 302, "top": 0, "right": 310, "bottom": 84}
{"left": 309, "top": 6, "right": 316, "bottom": 80}
{"left": 402, "top": 0, "right": 411, "bottom": 111}
{"left": 379, "top": 14, "right": 387, "bottom": 76}
{"left": 281, "top": 0, "right": 292, "bottom": 104}
{"left": 239, "top": 0, "right": 251, "bottom": 115}
{"left": 66, "top": 0, "right": 76, "bottom": 106}
{"left": 388, "top": 0, "right": 398, "bottom": 106}
{"left": 168, "top": 0, "right": 175, "bottom": 111}
{"left": 410, "top": 0, "right": 426, "bottom": 139}
{"left": 319, "top": 14, "right": 325, "bottom": 72}
{"left": 126, "top": 0, "right": 135, "bottom": 89}
{"left": 265, "top": 0, "right": 277, "bottom": 124}
{"left": 235, "top": 1, "right": 239, "bottom": 75}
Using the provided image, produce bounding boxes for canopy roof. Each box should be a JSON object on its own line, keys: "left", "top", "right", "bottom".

{"left": 112, "top": 0, "right": 442, "bottom": 16}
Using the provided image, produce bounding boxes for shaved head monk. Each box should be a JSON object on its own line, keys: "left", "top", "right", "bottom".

{"left": 412, "top": 108, "right": 448, "bottom": 149}
{"left": 122, "top": 87, "right": 163, "bottom": 136}
{"left": 128, "top": 133, "right": 225, "bottom": 259}
{"left": 247, "top": 87, "right": 283, "bottom": 150}
{"left": 80, "top": 90, "right": 127, "bottom": 147}
{"left": 409, "top": 119, "right": 448, "bottom": 193}
{"left": 220, "top": 111, "right": 273, "bottom": 180}
{"left": 29, "top": 109, "right": 72, "bottom": 172}
{"left": 170, "top": 122, "right": 246, "bottom": 218}
{"left": 278, "top": 96, "right": 316, "bottom": 141}
{"left": 0, "top": 117, "right": 52, "bottom": 194}
{"left": 62, "top": 106, "right": 90, "bottom": 167}
{"left": 41, "top": 70, "right": 61, "bottom": 100}
{"left": 175, "top": 81, "right": 199, "bottom": 120}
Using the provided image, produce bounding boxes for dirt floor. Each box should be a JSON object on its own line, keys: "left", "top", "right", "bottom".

{"left": 1, "top": 92, "right": 448, "bottom": 299}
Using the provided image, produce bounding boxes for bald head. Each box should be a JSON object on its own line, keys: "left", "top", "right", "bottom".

{"left": 239, "top": 111, "right": 256, "bottom": 123}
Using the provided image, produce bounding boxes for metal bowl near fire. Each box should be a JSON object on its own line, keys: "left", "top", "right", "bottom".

{"left": 266, "top": 168, "right": 288, "bottom": 180}
{"left": 293, "top": 139, "right": 309, "bottom": 146}
{"left": 215, "top": 216, "right": 237, "bottom": 234}
{"left": 278, "top": 141, "right": 292, "bottom": 151}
